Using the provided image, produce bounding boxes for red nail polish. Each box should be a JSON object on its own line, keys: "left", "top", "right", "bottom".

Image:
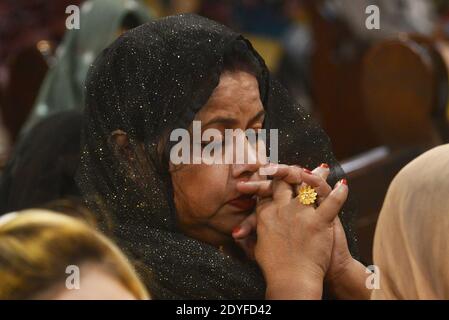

{"left": 340, "top": 179, "right": 347, "bottom": 185}
{"left": 320, "top": 163, "right": 329, "bottom": 169}
{"left": 303, "top": 169, "right": 312, "bottom": 174}
{"left": 232, "top": 226, "right": 241, "bottom": 234}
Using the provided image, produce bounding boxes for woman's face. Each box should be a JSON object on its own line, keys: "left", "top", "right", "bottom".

{"left": 32, "top": 263, "right": 138, "bottom": 300}
{"left": 170, "top": 70, "right": 267, "bottom": 249}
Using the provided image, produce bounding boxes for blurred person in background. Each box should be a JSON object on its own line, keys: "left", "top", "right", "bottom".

{"left": 0, "top": 111, "right": 83, "bottom": 216}
{"left": 371, "top": 144, "right": 449, "bottom": 299}
{"left": 0, "top": 209, "right": 149, "bottom": 299}
{"left": 20, "top": 0, "right": 153, "bottom": 135}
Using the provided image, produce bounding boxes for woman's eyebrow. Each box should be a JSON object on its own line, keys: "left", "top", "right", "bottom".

{"left": 203, "top": 110, "right": 266, "bottom": 128}
{"left": 203, "top": 116, "right": 239, "bottom": 128}
{"left": 250, "top": 110, "right": 265, "bottom": 123}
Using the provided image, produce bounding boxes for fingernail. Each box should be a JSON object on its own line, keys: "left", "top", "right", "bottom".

{"left": 320, "top": 163, "right": 329, "bottom": 169}
{"left": 232, "top": 226, "right": 241, "bottom": 235}
{"left": 340, "top": 179, "right": 347, "bottom": 186}
{"left": 303, "top": 168, "right": 312, "bottom": 174}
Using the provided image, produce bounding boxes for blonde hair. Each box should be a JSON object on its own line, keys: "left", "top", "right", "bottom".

{"left": 0, "top": 209, "right": 149, "bottom": 299}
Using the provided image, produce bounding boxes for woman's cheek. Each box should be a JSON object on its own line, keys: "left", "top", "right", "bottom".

{"left": 174, "top": 164, "right": 229, "bottom": 219}
{"left": 191, "top": 164, "right": 229, "bottom": 213}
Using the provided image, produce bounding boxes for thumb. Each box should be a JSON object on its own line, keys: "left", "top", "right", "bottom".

{"left": 317, "top": 179, "right": 348, "bottom": 223}
{"left": 232, "top": 212, "right": 256, "bottom": 239}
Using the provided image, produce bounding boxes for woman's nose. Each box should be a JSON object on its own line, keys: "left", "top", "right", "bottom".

{"left": 231, "top": 136, "right": 267, "bottom": 179}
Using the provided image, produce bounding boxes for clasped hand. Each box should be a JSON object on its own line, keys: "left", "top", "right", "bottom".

{"left": 233, "top": 163, "right": 355, "bottom": 299}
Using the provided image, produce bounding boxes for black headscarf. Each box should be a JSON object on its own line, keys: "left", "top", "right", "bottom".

{"left": 77, "top": 13, "right": 357, "bottom": 299}
{"left": 0, "top": 111, "right": 82, "bottom": 215}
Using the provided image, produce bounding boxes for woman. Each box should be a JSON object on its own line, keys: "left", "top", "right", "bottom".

{"left": 0, "top": 111, "right": 83, "bottom": 215}
{"left": 371, "top": 144, "right": 449, "bottom": 299}
{"left": 0, "top": 210, "right": 149, "bottom": 299}
{"left": 77, "top": 13, "right": 358, "bottom": 299}
{"left": 21, "top": 0, "right": 153, "bottom": 135}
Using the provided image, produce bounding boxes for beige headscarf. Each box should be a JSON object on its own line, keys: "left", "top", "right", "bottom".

{"left": 372, "top": 144, "right": 449, "bottom": 299}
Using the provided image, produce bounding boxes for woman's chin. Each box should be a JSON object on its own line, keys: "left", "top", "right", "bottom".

{"left": 219, "top": 211, "right": 253, "bottom": 234}
{"left": 226, "top": 203, "right": 255, "bottom": 216}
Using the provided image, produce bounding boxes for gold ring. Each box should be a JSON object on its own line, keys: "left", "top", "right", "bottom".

{"left": 297, "top": 185, "right": 317, "bottom": 205}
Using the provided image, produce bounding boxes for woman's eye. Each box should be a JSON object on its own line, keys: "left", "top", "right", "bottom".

{"left": 201, "top": 139, "right": 224, "bottom": 148}
{"left": 247, "top": 128, "right": 263, "bottom": 144}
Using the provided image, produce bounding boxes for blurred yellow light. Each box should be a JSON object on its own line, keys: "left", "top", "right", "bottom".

{"left": 36, "top": 40, "right": 51, "bottom": 54}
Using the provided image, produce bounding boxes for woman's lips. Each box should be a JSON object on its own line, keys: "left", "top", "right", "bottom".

{"left": 227, "top": 195, "right": 256, "bottom": 211}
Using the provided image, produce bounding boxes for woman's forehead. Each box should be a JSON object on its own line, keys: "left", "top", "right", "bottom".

{"left": 196, "top": 71, "right": 263, "bottom": 123}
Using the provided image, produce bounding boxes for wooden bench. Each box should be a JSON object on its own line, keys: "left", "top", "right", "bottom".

{"left": 345, "top": 34, "right": 449, "bottom": 264}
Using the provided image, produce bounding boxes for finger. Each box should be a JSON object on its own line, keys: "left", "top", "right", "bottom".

{"left": 300, "top": 170, "right": 332, "bottom": 203}
{"left": 332, "top": 216, "right": 349, "bottom": 252}
{"left": 272, "top": 178, "right": 294, "bottom": 205}
{"left": 234, "top": 235, "right": 256, "bottom": 260}
{"left": 316, "top": 179, "right": 349, "bottom": 223}
{"left": 236, "top": 180, "right": 273, "bottom": 198}
{"left": 255, "top": 197, "right": 274, "bottom": 226}
{"left": 260, "top": 164, "right": 304, "bottom": 185}
{"left": 312, "top": 163, "right": 330, "bottom": 180}
{"left": 232, "top": 213, "right": 257, "bottom": 239}
{"left": 287, "top": 187, "right": 316, "bottom": 212}
{"left": 256, "top": 196, "right": 273, "bottom": 215}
